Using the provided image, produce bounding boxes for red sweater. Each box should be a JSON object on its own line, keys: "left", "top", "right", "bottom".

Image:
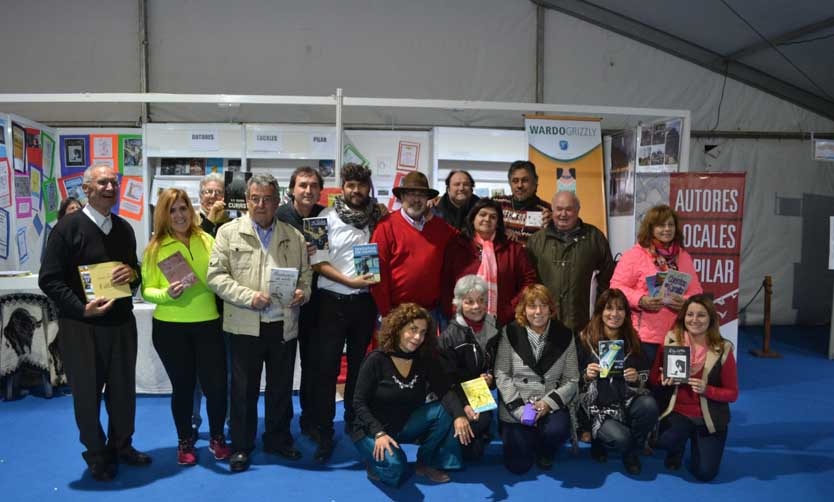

{"left": 440, "top": 234, "right": 538, "bottom": 327}
{"left": 370, "top": 211, "right": 456, "bottom": 316}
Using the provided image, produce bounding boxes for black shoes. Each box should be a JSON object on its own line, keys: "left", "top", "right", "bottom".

{"left": 535, "top": 455, "right": 553, "bottom": 470}
{"left": 230, "top": 451, "right": 250, "bottom": 473}
{"left": 264, "top": 442, "right": 302, "bottom": 461}
{"left": 624, "top": 453, "right": 642, "bottom": 475}
{"left": 665, "top": 453, "right": 683, "bottom": 471}
{"left": 590, "top": 442, "right": 608, "bottom": 463}
{"left": 90, "top": 462, "right": 117, "bottom": 482}
{"left": 300, "top": 420, "right": 321, "bottom": 444}
{"left": 117, "top": 446, "right": 152, "bottom": 466}
{"left": 313, "top": 436, "right": 335, "bottom": 463}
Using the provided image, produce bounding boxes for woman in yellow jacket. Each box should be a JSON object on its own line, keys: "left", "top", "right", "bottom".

{"left": 142, "top": 188, "right": 230, "bottom": 466}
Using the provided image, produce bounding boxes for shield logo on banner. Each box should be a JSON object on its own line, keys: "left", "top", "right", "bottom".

{"left": 559, "top": 140, "right": 569, "bottom": 151}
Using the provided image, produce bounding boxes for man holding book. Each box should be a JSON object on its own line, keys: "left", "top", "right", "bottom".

{"left": 276, "top": 166, "right": 325, "bottom": 441}
{"left": 39, "top": 164, "right": 151, "bottom": 482}
{"left": 309, "top": 163, "right": 384, "bottom": 462}
{"left": 207, "top": 173, "right": 312, "bottom": 473}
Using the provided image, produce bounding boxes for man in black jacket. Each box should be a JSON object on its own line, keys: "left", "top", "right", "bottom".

{"left": 39, "top": 165, "right": 151, "bottom": 481}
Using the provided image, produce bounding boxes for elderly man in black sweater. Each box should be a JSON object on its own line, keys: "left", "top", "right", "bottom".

{"left": 39, "top": 165, "right": 151, "bottom": 482}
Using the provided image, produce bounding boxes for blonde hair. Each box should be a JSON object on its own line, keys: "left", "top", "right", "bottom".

{"left": 514, "top": 284, "right": 558, "bottom": 327}
{"left": 144, "top": 188, "right": 207, "bottom": 264}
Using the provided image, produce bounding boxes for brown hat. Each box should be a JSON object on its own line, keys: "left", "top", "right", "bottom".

{"left": 392, "top": 171, "right": 439, "bottom": 200}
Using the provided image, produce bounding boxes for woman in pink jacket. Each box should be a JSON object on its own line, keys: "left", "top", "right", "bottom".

{"left": 610, "top": 205, "right": 702, "bottom": 364}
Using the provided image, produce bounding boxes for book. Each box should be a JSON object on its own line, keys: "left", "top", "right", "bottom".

{"left": 268, "top": 267, "right": 299, "bottom": 307}
{"left": 353, "top": 243, "right": 380, "bottom": 283}
{"left": 598, "top": 340, "right": 625, "bottom": 378}
{"left": 659, "top": 270, "right": 691, "bottom": 300}
{"left": 663, "top": 346, "right": 690, "bottom": 384}
{"left": 460, "top": 377, "right": 497, "bottom": 413}
{"left": 520, "top": 402, "right": 537, "bottom": 426}
{"left": 157, "top": 251, "right": 197, "bottom": 289}
{"left": 302, "top": 217, "right": 329, "bottom": 263}
{"left": 224, "top": 171, "right": 252, "bottom": 211}
{"left": 77, "top": 261, "right": 132, "bottom": 302}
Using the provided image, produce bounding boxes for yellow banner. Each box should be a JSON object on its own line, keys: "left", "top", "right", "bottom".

{"left": 526, "top": 116, "right": 607, "bottom": 234}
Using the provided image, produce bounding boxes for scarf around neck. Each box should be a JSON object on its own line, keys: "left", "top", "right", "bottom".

{"left": 684, "top": 331, "right": 708, "bottom": 375}
{"left": 333, "top": 195, "right": 382, "bottom": 232}
{"left": 474, "top": 233, "right": 499, "bottom": 318}
{"left": 650, "top": 239, "right": 680, "bottom": 271}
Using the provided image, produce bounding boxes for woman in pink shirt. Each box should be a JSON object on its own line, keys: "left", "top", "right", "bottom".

{"left": 610, "top": 204, "right": 702, "bottom": 364}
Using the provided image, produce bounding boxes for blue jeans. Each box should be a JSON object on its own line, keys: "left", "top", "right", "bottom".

{"left": 657, "top": 412, "right": 728, "bottom": 481}
{"left": 354, "top": 401, "right": 462, "bottom": 487}
{"left": 501, "top": 409, "right": 571, "bottom": 474}
{"left": 595, "top": 395, "right": 659, "bottom": 456}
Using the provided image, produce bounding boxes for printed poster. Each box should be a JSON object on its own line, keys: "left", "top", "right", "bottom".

{"left": 16, "top": 227, "right": 28, "bottom": 264}
{"left": 42, "top": 178, "right": 60, "bottom": 223}
{"left": 0, "top": 207, "right": 8, "bottom": 259}
{"left": 12, "top": 123, "right": 26, "bottom": 173}
{"left": 42, "top": 133, "right": 56, "bottom": 177}
{"left": 29, "top": 166, "right": 42, "bottom": 210}
{"left": 60, "top": 135, "right": 89, "bottom": 176}
{"left": 0, "top": 160, "right": 11, "bottom": 208}
{"left": 637, "top": 118, "right": 682, "bottom": 173}
{"left": 58, "top": 173, "right": 87, "bottom": 205}
{"left": 118, "top": 176, "right": 144, "bottom": 221}
{"left": 526, "top": 115, "right": 607, "bottom": 234}
{"left": 25, "top": 127, "right": 42, "bottom": 168}
{"left": 119, "top": 134, "right": 143, "bottom": 176}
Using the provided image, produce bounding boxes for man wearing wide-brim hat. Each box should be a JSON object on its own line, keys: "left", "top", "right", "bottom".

{"left": 370, "top": 171, "right": 456, "bottom": 320}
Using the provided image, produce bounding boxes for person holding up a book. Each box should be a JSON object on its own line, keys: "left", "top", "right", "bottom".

{"left": 440, "top": 197, "right": 537, "bottom": 328}
{"left": 39, "top": 164, "right": 150, "bottom": 482}
{"left": 141, "top": 188, "right": 231, "bottom": 467}
{"left": 353, "top": 303, "right": 472, "bottom": 486}
{"left": 207, "top": 173, "right": 312, "bottom": 473}
{"left": 275, "top": 166, "right": 325, "bottom": 443}
{"left": 650, "top": 294, "right": 738, "bottom": 481}
{"left": 494, "top": 284, "right": 579, "bottom": 474}
{"left": 611, "top": 204, "right": 703, "bottom": 365}
{"left": 439, "top": 274, "right": 500, "bottom": 461}
{"left": 577, "top": 288, "right": 658, "bottom": 475}
{"left": 308, "top": 163, "right": 384, "bottom": 463}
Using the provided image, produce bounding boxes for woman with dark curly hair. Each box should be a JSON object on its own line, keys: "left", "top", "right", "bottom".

{"left": 577, "top": 288, "right": 658, "bottom": 475}
{"left": 352, "top": 303, "right": 472, "bottom": 487}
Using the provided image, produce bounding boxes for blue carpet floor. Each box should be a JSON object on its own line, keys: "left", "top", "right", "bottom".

{"left": 1, "top": 325, "right": 832, "bottom": 501}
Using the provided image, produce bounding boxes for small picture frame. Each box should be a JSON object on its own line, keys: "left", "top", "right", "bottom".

{"left": 61, "top": 135, "right": 89, "bottom": 170}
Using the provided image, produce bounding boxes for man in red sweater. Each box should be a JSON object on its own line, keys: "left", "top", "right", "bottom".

{"left": 371, "top": 172, "right": 456, "bottom": 320}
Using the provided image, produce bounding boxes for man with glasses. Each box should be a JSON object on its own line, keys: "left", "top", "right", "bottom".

{"left": 370, "top": 171, "right": 456, "bottom": 321}
{"left": 40, "top": 164, "right": 151, "bottom": 481}
{"left": 208, "top": 173, "right": 312, "bottom": 473}
{"left": 198, "top": 173, "right": 229, "bottom": 237}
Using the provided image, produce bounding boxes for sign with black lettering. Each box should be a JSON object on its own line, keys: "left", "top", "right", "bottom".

{"left": 189, "top": 129, "right": 219, "bottom": 151}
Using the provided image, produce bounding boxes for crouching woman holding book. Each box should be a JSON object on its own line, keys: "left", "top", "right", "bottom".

{"left": 650, "top": 294, "right": 738, "bottom": 481}
{"left": 352, "top": 303, "right": 472, "bottom": 486}
{"left": 495, "top": 284, "right": 579, "bottom": 474}
{"left": 578, "top": 288, "right": 658, "bottom": 475}
{"left": 141, "top": 188, "right": 230, "bottom": 465}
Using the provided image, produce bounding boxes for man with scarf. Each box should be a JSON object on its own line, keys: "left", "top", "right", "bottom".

{"left": 527, "top": 191, "right": 615, "bottom": 332}
{"left": 309, "top": 163, "right": 384, "bottom": 462}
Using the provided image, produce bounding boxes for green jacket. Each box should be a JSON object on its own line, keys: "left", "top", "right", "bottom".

{"left": 526, "top": 220, "right": 614, "bottom": 332}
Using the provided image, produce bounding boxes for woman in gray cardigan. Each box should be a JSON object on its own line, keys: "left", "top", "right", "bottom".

{"left": 494, "top": 284, "right": 579, "bottom": 474}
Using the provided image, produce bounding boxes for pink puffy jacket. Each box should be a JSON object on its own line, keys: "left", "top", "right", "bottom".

{"left": 610, "top": 244, "right": 703, "bottom": 345}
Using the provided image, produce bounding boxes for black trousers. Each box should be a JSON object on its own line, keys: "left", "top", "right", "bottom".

{"left": 297, "top": 290, "right": 319, "bottom": 428}
{"left": 152, "top": 318, "right": 227, "bottom": 440}
{"left": 58, "top": 316, "right": 137, "bottom": 466}
{"left": 657, "top": 412, "right": 728, "bottom": 482}
{"left": 229, "top": 322, "right": 297, "bottom": 452}
{"left": 313, "top": 290, "right": 376, "bottom": 435}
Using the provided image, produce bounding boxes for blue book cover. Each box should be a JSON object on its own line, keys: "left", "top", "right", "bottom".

{"left": 353, "top": 243, "right": 380, "bottom": 283}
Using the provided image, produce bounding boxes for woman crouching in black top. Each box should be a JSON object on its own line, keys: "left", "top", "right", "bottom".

{"left": 352, "top": 303, "right": 472, "bottom": 487}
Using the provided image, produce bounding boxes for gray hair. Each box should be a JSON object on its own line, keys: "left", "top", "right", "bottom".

{"left": 200, "top": 172, "right": 225, "bottom": 191}
{"left": 82, "top": 163, "right": 114, "bottom": 184}
{"left": 452, "top": 274, "right": 489, "bottom": 312}
{"left": 245, "top": 173, "right": 280, "bottom": 197}
{"left": 553, "top": 190, "right": 581, "bottom": 210}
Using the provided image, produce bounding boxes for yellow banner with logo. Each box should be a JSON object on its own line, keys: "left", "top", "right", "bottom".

{"left": 525, "top": 115, "right": 606, "bottom": 235}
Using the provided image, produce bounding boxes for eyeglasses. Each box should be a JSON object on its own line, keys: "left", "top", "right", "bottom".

{"left": 96, "top": 179, "right": 120, "bottom": 188}
{"left": 248, "top": 195, "right": 276, "bottom": 205}
{"left": 201, "top": 189, "right": 224, "bottom": 196}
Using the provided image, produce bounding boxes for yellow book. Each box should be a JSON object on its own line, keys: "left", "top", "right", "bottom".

{"left": 78, "top": 261, "right": 132, "bottom": 302}
{"left": 460, "top": 377, "right": 497, "bottom": 413}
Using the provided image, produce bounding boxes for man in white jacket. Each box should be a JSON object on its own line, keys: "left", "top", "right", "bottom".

{"left": 208, "top": 173, "right": 311, "bottom": 473}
